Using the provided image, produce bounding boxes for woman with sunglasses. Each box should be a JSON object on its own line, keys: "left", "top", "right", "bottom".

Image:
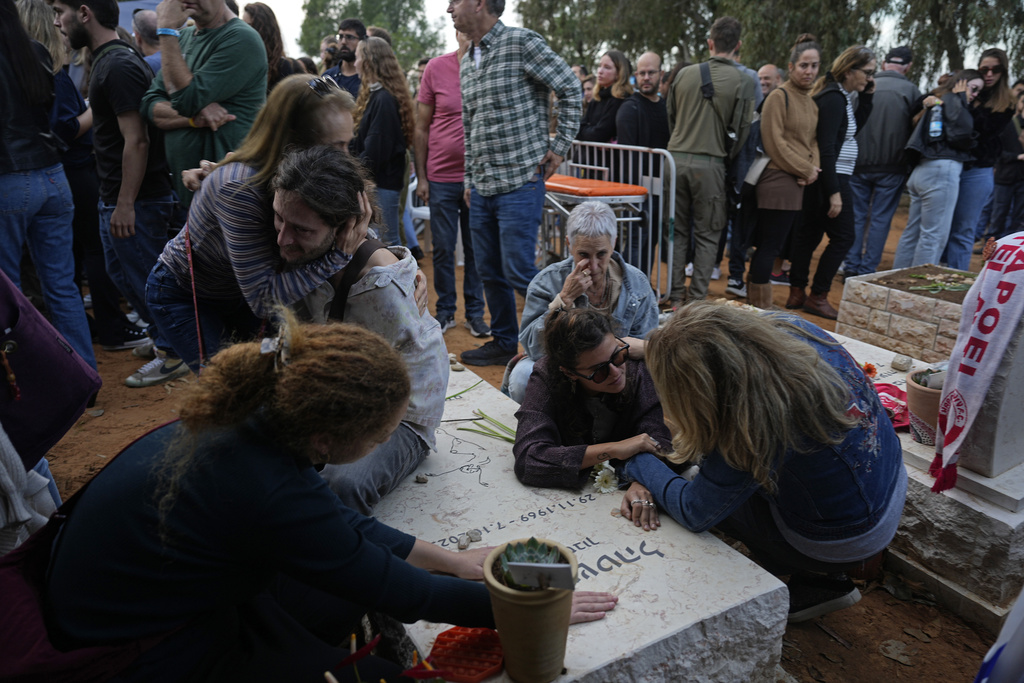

{"left": 892, "top": 70, "right": 984, "bottom": 268}
{"left": 786, "top": 45, "right": 875, "bottom": 320}
{"left": 943, "top": 48, "right": 1016, "bottom": 270}
{"left": 625, "top": 302, "right": 905, "bottom": 623}
{"left": 513, "top": 307, "right": 671, "bottom": 530}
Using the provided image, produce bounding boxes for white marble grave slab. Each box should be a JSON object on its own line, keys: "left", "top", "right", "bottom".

{"left": 375, "top": 369, "right": 788, "bottom": 682}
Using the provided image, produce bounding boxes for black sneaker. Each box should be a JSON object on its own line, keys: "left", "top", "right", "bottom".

{"left": 787, "top": 573, "right": 861, "bottom": 623}
{"left": 410, "top": 246, "right": 426, "bottom": 262}
{"left": 101, "top": 324, "right": 152, "bottom": 351}
{"left": 724, "top": 278, "right": 747, "bottom": 297}
{"left": 770, "top": 271, "right": 791, "bottom": 286}
{"left": 464, "top": 317, "right": 491, "bottom": 338}
{"left": 434, "top": 314, "right": 456, "bottom": 334}
{"left": 461, "top": 340, "right": 517, "bottom": 367}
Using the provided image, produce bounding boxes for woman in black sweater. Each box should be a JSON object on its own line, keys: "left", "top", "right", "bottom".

{"left": 352, "top": 36, "right": 414, "bottom": 245}
{"left": 577, "top": 50, "right": 633, "bottom": 143}
{"left": 786, "top": 46, "right": 875, "bottom": 320}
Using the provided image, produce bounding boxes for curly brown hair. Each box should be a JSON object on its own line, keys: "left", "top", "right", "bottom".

{"left": 353, "top": 36, "right": 415, "bottom": 147}
{"left": 244, "top": 2, "right": 284, "bottom": 87}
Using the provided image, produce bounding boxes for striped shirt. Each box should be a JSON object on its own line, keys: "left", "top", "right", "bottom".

{"left": 460, "top": 21, "right": 581, "bottom": 197}
{"left": 835, "top": 84, "right": 858, "bottom": 176}
{"left": 158, "top": 162, "right": 352, "bottom": 318}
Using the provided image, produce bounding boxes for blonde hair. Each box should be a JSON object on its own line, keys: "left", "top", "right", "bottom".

{"left": 353, "top": 37, "right": 415, "bottom": 146}
{"left": 592, "top": 50, "right": 633, "bottom": 102}
{"left": 16, "top": 0, "right": 64, "bottom": 75}
{"left": 224, "top": 74, "right": 356, "bottom": 187}
{"left": 157, "top": 310, "right": 410, "bottom": 522}
{"left": 646, "top": 302, "right": 856, "bottom": 492}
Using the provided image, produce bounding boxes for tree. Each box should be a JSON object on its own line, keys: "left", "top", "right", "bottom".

{"left": 299, "top": 0, "right": 446, "bottom": 70}
{"left": 892, "top": 0, "right": 1023, "bottom": 82}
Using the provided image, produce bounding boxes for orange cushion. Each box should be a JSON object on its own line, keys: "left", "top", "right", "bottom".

{"left": 545, "top": 174, "right": 648, "bottom": 197}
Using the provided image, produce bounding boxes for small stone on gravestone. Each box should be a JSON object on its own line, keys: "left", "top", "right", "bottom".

{"left": 457, "top": 534, "right": 469, "bottom": 549}
{"left": 448, "top": 353, "right": 457, "bottom": 363}
{"left": 891, "top": 354, "right": 913, "bottom": 372}
{"left": 451, "top": 362, "right": 465, "bottom": 371}
{"left": 467, "top": 529, "right": 482, "bottom": 542}
{"left": 415, "top": 474, "right": 428, "bottom": 484}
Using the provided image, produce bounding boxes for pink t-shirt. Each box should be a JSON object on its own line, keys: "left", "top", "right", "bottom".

{"left": 416, "top": 51, "right": 464, "bottom": 183}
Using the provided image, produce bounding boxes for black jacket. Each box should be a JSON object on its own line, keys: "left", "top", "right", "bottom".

{"left": 904, "top": 91, "right": 976, "bottom": 164}
{"left": 0, "top": 44, "right": 62, "bottom": 175}
{"left": 967, "top": 88, "right": 1014, "bottom": 170}
{"left": 577, "top": 87, "right": 625, "bottom": 142}
{"left": 994, "top": 115, "right": 1024, "bottom": 185}
{"left": 813, "top": 80, "right": 873, "bottom": 195}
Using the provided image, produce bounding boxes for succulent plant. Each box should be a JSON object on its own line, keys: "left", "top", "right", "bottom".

{"left": 499, "top": 537, "right": 562, "bottom": 589}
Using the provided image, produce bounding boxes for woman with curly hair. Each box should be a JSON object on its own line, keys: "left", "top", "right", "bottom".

{"left": 513, "top": 307, "right": 670, "bottom": 531}
{"left": 352, "top": 36, "right": 415, "bottom": 245}
{"left": 624, "top": 302, "right": 905, "bottom": 622}
{"left": 242, "top": 2, "right": 295, "bottom": 93}
{"left": 38, "top": 316, "right": 618, "bottom": 681}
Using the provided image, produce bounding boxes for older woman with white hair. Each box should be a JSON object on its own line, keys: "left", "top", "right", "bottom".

{"left": 508, "top": 201, "right": 659, "bottom": 403}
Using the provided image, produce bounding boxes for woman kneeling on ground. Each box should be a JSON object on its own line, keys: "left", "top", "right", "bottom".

{"left": 43, "top": 316, "right": 616, "bottom": 682}
{"left": 622, "top": 302, "right": 906, "bottom": 622}
{"left": 513, "top": 308, "right": 671, "bottom": 532}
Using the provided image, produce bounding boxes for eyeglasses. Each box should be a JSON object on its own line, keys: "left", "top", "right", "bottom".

{"left": 979, "top": 65, "right": 1004, "bottom": 76}
{"left": 307, "top": 77, "right": 340, "bottom": 98}
{"left": 856, "top": 68, "right": 876, "bottom": 77}
{"left": 566, "top": 339, "right": 629, "bottom": 384}
{"left": 337, "top": 33, "right": 361, "bottom": 43}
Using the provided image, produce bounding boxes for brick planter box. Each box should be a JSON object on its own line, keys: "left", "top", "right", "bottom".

{"left": 836, "top": 268, "right": 966, "bottom": 363}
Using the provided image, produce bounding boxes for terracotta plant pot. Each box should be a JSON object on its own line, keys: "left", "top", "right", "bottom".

{"left": 483, "top": 538, "right": 578, "bottom": 683}
{"left": 905, "top": 370, "right": 942, "bottom": 446}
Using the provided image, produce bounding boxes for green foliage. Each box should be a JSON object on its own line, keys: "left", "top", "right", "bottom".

{"left": 892, "top": 0, "right": 1024, "bottom": 82}
{"left": 500, "top": 537, "right": 562, "bottom": 589}
{"left": 298, "top": 0, "right": 446, "bottom": 69}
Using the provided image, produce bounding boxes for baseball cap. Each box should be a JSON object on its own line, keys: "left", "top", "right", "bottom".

{"left": 885, "top": 47, "right": 913, "bottom": 65}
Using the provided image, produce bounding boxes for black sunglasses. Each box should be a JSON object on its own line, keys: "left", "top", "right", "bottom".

{"left": 307, "top": 77, "right": 340, "bottom": 98}
{"left": 566, "top": 339, "right": 629, "bottom": 384}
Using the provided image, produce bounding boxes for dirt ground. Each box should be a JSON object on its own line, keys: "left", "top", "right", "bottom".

{"left": 46, "top": 202, "right": 996, "bottom": 682}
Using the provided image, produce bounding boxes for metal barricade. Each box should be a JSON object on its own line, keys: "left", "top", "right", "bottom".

{"left": 542, "top": 141, "right": 675, "bottom": 299}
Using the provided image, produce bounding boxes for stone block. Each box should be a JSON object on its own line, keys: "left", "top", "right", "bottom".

{"left": 933, "top": 300, "right": 964, "bottom": 320}
{"left": 921, "top": 349, "right": 950, "bottom": 363}
{"left": 836, "top": 301, "right": 870, "bottom": 328}
{"left": 891, "top": 465, "right": 1024, "bottom": 608}
{"left": 887, "top": 314, "right": 937, "bottom": 349}
{"left": 868, "top": 310, "right": 891, "bottom": 335}
{"left": 887, "top": 290, "right": 938, "bottom": 322}
{"left": 843, "top": 279, "right": 889, "bottom": 310}
{"left": 934, "top": 335, "right": 957, "bottom": 356}
{"left": 938, "top": 317, "right": 961, "bottom": 339}
{"left": 888, "top": 339, "right": 925, "bottom": 358}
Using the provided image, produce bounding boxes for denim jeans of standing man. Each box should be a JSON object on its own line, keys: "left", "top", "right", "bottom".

{"left": 429, "top": 181, "right": 485, "bottom": 322}
{"left": 846, "top": 171, "right": 905, "bottom": 276}
{"left": 469, "top": 176, "right": 545, "bottom": 350}
{"left": 0, "top": 164, "right": 96, "bottom": 368}
{"left": 945, "top": 166, "right": 994, "bottom": 270}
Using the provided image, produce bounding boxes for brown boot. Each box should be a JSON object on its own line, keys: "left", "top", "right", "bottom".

{"left": 747, "top": 282, "right": 775, "bottom": 309}
{"left": 803, "top": 292, "right": 839, "bottom": 320}
{"left": 785, "top": 286, "right": 806, "bottom": 309}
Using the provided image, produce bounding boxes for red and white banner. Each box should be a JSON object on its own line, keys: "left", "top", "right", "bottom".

{"left": 932, "top": 232, "right": 1024, "bottom": 492}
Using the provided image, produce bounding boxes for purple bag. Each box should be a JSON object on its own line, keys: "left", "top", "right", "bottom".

{"left": 0, "top": 269, "right": 101, "bottom": 470}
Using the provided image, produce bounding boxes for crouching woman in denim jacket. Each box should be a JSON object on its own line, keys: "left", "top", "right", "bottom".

{"left": 621, "top": 302, "right": 906, "bottom": 623}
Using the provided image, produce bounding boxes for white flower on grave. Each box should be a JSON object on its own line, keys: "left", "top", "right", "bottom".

{"left": 592, "top": 461, "right": 619, "bottom": 494}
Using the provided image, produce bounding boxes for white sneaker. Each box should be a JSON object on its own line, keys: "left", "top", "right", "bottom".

{"left": 125, "top": 351, "right": 190, "bottom": 388}
{"left": 711, "top": 267, "right": 721, "bottom": 280}
{"left": 684, "top": 262, "right": 693, "bottom": 277}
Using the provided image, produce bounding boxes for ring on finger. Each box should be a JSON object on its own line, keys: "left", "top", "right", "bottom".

{"left": 630, "top": 499, "right": 644, "bottom": 506}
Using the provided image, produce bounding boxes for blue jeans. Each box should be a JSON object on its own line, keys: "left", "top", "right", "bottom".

{"left": 318, "top": 423, "right": 428, "bottom": 515}
{"left": 945, "top": 166, "right": 995, "bottom": 270}
{"left": 0, "top": 165, "right": 96, "bottom": 368}
{"left": 429, "top": 181, "right": 485, "bottom": 320}
{"left": 98, "top": 196, "right": 177, "bottom": 349}
{"left": 146, "top": 262, "right": 262, "bottom": 372}
{"left": 991, "top": 181, "right": 1024, "bottom": 240}
{"left": 376, "top": 187, "right": 400, "bottom": 246}
{"left": 893, "top": 158, "right": 963, "bottom": 269}
{"left": 974, "top": 191, "right": 995, "bottom": 240}
{"left": 847, "top": 172, "right": 905, "bottom": 275}
{"left": 470, "top": 176, "right": 545, "bottom": 349}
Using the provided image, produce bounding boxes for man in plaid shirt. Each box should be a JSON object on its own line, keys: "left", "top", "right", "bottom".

{"left": 450, "top": 0, "right": 581, "bottom": 367}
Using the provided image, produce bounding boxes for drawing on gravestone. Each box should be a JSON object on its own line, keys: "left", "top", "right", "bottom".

{"left": 427, "top": 429, "right": 494, "bottom": 487}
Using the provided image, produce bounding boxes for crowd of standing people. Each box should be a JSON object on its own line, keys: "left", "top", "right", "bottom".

{"left": 0, "top": 0, "right": 1019, "bottom": 678}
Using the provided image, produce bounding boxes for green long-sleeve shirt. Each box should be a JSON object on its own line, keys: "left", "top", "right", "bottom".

{"left": 140, "top": 18, "right": 266, "bottom": 207}
{"left": 666, "top": 56, "right": 755, "bottom": 159}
